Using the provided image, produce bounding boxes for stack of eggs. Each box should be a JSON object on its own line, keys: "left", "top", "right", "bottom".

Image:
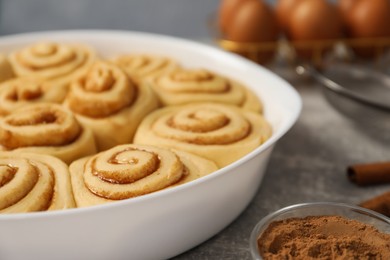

{"left": 217, "top": 0, "right": 390, "bottom": 64}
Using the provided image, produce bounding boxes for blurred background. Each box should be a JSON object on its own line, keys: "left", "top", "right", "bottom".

{"left": 0, "top": 0, "right": 280, "bottom": 39}
{"left": 0, "top": 0, "right": 226, "bottom": 38}
{"left": 2, "top": 0, "right": 388, "bottom": 66}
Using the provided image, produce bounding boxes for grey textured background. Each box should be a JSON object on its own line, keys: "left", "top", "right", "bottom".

{"left": 0, "top": 0, "right": 279, "bottom": 38}
{"left": 0, "top": 0, "right": 219, "bottom": 37}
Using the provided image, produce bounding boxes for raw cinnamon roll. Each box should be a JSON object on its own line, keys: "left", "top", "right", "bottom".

{"left": 0, "top": 103, "right": 97, "bottom": 164}
{"left": 149, "top": 68, "right": 263, "bottom": 113}
{"left": 112, "top": 54, "right": 179, "bottom": 82}
{"left": 0, "top": 77, "right": 67, "bottom": 116}
{"left": 0, "top": 152, "right": 75, "bottom": 214}
{"left": 9, "top": 42, "right": 96, "bottom": 87}
{"left": 64, "top": 61, "right": 159, "bottom": 151}
{"left": 134, "top": 103, "right": 272, "bottom": 167}
{"left": 0, "top": 54, "right": 15, "bottom": 82}
{"left": 70, "top": 144, "right": 218, "bottom": 207}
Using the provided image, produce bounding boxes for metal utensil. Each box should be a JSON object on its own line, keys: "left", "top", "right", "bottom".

{"left": 297, "top": 64, "right": 390, "bottom": 111}
{"left": 296, "top": 63, "right": 390, "bottom": 130}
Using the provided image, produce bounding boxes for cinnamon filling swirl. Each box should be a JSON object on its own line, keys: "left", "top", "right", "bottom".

{"left": 158, "top": 69, "right": 230, "bottom": 93}
{"left": 0, "top": 158, "right": 54, "bottom": 212}
{"left": 0, "top": 104, "right": 81, "bottom": 149}
{"left": 67, "top": 62, "right": 136, "bottom": 118}
{"left": 0, "top": 164, "right": 17, "bottom": 187}
{"left": 0, "top": 152, "right": 75, "bottom": 213}
{"left": 153, "top": 106, "right": 251, "bottom": 145}
{"left": 8, "top": 81, "right": 43, "bottom": 101}
{"left": 0, "top": 77, "right": 68, "bottom": 116}
{"left": 19, "top": 43, "right": 75, "bottom": 70}
{"left": 92, "top": 148, "right": 160, "bottom": 184}
{"left": 113, "top": 54, "right": 178, "bottom": 79}
{"left": 10, "top": 42, "right": 95, "bottom": 81}
{"left": 81, "top": 145, "right": 184, "bottom": 200}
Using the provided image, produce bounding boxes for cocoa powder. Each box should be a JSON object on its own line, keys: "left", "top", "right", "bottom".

{"left": 257, "top": 215, "right": 390, "bottom": 259}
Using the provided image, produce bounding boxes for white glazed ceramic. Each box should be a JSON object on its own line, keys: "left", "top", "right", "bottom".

{"left": 0, "top": 30, "right": 301, "bottom": 260}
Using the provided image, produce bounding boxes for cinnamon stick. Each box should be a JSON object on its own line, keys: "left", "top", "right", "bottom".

{"left": 347, "top": 161, "right": 390, "bottom": 186}
{"left": 359, "top": 191, "right": 390, "bottom": 218}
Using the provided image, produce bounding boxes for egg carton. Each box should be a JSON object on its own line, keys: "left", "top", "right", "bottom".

{"left": 217, "top": 37, "right": 390, "bottom": 68}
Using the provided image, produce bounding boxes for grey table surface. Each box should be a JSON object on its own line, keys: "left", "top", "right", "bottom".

{"left": 172, "top": 63, "right": 390, "bottom": 259}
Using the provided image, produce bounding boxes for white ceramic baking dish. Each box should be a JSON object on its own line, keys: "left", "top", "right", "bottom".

{"left": 0, "top": 30, "right": 301, "bottom": 260}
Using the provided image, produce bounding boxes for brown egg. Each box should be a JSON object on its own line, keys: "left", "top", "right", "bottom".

{"left": 338, "top": 0, "right": 358, "bottom": 25}
{"left": 275, "top": 0, "right": 303, "bottom": 37}
{"left": 347, "top": 0, "right": 390, "bottom": 38}
{"left": 288, "top": 0, "right": 343, "bottom": 62}
{"left": 218, "top": 0, "right": 252, "bottom": 34}
{"left": 226, "top": 0, "right": 279, "bottom": 42}
{"left": 289, "top": 0, "right": 343, "bottom": 41}
{"left": 225, "top": 0, "right": 280, "bottom": 64}
{"left": 345, "top": 0, "right": 390, "bottom": 58}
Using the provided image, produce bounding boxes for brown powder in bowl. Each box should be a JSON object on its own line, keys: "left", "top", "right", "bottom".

{"left": 258, "top": 215, "right": 390, "bottom": 259}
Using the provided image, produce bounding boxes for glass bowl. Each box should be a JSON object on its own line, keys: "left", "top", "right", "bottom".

{"left": 250, "top": 202, "right": 390, "bottom": 260}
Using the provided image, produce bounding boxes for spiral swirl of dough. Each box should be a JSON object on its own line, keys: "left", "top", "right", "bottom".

{"left": 112, "top": 54, "right": 178, "bottom": 82}
{"left": 64, "top": 61, "right": 159, "bottom": 151}
{"left": 0, "top": 54, "right": 15, "bottom": 83}
{"left": 150, "top": 68, "right": 263, "bottom": 113}
{"left": 0, "top": 152, "right": 75, "bottom": 214}
{"left": 70, "top": 144, "right": 218, "bottom": 207}
{"left": 0, "top": 103, "right": 97, "bottom": 164}
{"left": 134, "top": 103, "right": 272, "bottom": 167}
{"left": 9, "top": 42, "right": 95, "bottom": 85}
{"left": 0, "top": 77, "right": 67, "bottom": 116}
{"left": 66, "top": 61, "right": 135, "bottom": 118}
